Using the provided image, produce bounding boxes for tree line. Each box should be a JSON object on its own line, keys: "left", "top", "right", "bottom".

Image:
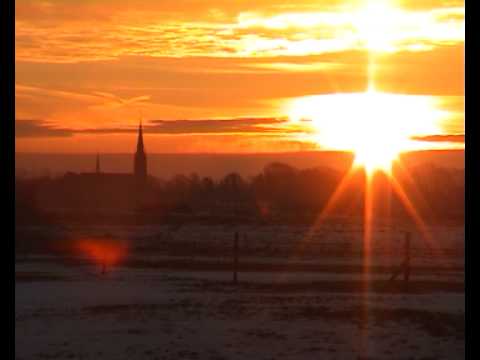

{"left": 15, "top": 162, "right": 464, "bottom": 226}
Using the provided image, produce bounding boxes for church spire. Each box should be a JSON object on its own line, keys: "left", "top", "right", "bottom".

{"left": 96, "top": 153, "right": 101, "bottom": 174}
{"left": 134, "top": 120, "right": 147, "bottom": 181}
{"left": 137, "top": 121, "right": 145, "bottom": 154}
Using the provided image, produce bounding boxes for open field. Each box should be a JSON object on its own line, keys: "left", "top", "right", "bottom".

{"left": 16, "top": 224, "right": 464, "bottom": 359}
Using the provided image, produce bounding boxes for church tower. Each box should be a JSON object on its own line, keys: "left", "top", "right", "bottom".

{"left": 96, "top": 153, "right": 101, "bottom": 174}
{"left": 134, "top": 121, "right": 147, "bottom": 182}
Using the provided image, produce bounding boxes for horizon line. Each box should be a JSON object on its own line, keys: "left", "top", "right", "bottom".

{"left": 15, "top": 149, "right": 465, "bottom": 156}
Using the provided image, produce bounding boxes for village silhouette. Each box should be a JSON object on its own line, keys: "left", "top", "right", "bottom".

{"left": 16, "top": 121, "right": 464, "bottom": 227}
{"left": 16, "top": 122, "right": 464, "bottom": 291}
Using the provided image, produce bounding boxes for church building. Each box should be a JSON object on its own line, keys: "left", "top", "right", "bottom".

{"left": 134, "top": 122, "right": 148, "bottom": 183}
{"left": 36, "top": 122, "right": 156, "bottom": 213}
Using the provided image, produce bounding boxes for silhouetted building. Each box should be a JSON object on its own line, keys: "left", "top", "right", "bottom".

{"left": 96, "top": 153, "right": 101, "bottom": 174}
{"left": 35, "top": 122, "right": 157, "bottom": 213}
{"left": 134, "top": 122, "right": 147, "bottom": 183}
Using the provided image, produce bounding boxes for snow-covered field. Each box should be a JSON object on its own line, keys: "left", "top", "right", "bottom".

{"left": 16, "top": 224, "right": 464, "bottom": 359}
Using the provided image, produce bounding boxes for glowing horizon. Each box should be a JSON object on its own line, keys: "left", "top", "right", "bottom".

{"left": 15, "top": 0, "right": 464, "bottom": 154}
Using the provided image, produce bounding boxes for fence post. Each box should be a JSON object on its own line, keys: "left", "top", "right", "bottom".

{"left": 404, "top": 231, "right": 411, "bottom": 283}
{"left": 389, "top": 231, "right": 412, "bottom": 284}
{"left": 233, "top": 231, "right": 239, "bottom": 284}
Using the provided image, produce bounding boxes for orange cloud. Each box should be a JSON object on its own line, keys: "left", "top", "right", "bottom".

{"left": 15, "top": 0, "right": 464, "bottom": 154}
{"left": 16, "top": 1, "right": 464, "bottom": 63}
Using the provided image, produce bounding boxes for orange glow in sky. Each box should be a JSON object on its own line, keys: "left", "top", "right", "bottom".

{"left": 15, "top": 0, "right": 464, "bottom": 154}
{"left": 286, "top": 88, "right": 454, "bottom": 174}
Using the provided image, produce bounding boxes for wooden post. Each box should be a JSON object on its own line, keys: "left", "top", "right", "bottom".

{"left": 233, "top": 231, "right": 239, "bottom": 284}
{"left": 389, "top": 231, "right": 412, "bottom": 284}
{"left": 191, "top": 238, "right": 196, "bottom": 263}
{"left": 244, "top": 233, "right": 248, "bottom": 256}
{"left": 101, "top": 252, "right": 107, "bottom": 275}
{"left": 404, "top": 231, "right": 411, "bottom": 283}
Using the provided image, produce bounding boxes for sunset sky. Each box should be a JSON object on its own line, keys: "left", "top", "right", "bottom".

{"left": 15, "top": 0, "right": 464, "bottom": 154}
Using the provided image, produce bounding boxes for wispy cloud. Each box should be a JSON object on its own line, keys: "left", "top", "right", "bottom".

{"left": 16, "top": 120, "right": 73, "bottom": 138}
{"left": 15, "top": 117, "right": 312, "bottom": 137}
{"left": 411, "top": 134, "right": 465, "bottom": 143}
{"left": 15, "top": 1, "right": 464, "bottom": 63}
{"left": 14, "top": 0, "right": 464, "bottom": 153}
{"left": 77, "top": 117, "right": 310, "bottom": 135}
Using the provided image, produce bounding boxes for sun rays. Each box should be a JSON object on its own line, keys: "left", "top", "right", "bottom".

{"left": 286, "top": 89, "right": 445, "bottom": 176}
{"left": 283, "top": 0, "right": 451, "bottom": 292}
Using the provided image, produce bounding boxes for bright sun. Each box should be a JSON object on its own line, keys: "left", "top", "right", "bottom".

{"left": 353, "top": 0, "right": 406, "bottom": 52}
{"left": 280, "top": 0, "right": 454, "bottom": 175}
{"left": 287, "top": 89, "right": 444, "bottom": 174}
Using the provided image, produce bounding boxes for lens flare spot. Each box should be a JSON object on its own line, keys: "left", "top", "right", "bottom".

{"left": 75, "top": 238, "right": 128, "bottom": 267}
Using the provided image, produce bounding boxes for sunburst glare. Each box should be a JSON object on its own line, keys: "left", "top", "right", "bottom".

{"left": 286, "top": 90, "right": 446, "bottom": 175}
